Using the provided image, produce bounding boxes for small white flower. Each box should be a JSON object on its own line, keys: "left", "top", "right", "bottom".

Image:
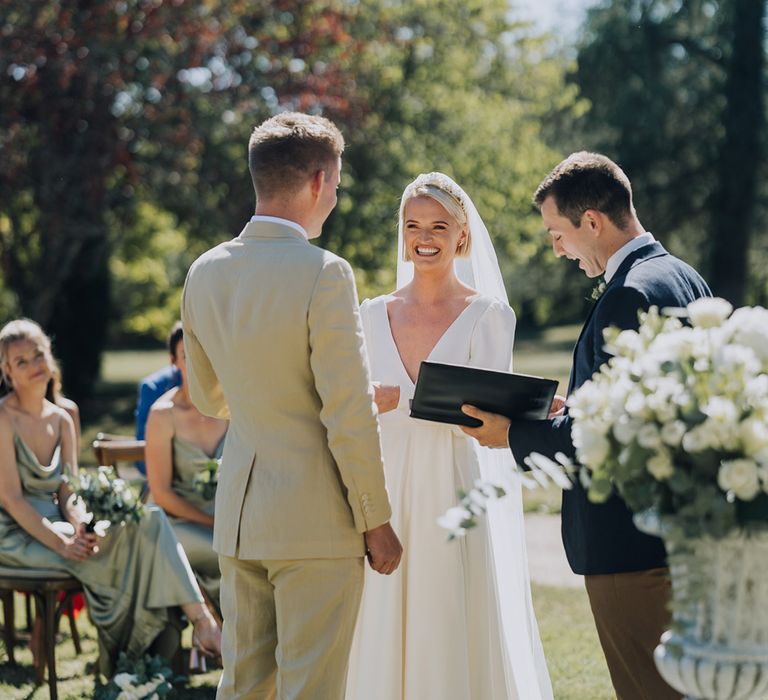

{"left": 682, "top": 426, "right": 710, "bottom": 453}
{"left": 740, "top": 417, "right": 768, "bottom": 457}
{"left": 687, "top": 297, "right": 733, "bottom": 328}
{"left": 607, "top": 329, "right": 643, "bottom": 356}
{"left": 647, "top": 451, "right": 675, "bottom": 480}
{"left": 718, "top": 459, "right": 760, "bottom": 500}
{"left": 660, "top": 420, "right": 687, "bottom": 447}
{"left": 727, "top": 306, "right": 768, "bottom": 362}
{"left": 637, "top": 424, "right": 662, "bottom": 450}
{"left": 613, "top": 416, "right": 642, "bottom": 445}
{"left": 625, "top": 390, "right": 650, "bottom": 419}
{"left": 573, "top": 423, "right": 611, "bottom": 468}
{"left": 437, "top": 506, "right": 471, "bottom": 533}
{"left": 113, "top": 673, "right": 138, "bottom": 691}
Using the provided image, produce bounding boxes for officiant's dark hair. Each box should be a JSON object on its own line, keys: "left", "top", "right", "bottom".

{"left": 533, "top": 152, "right": 634, "bottom": 229}
{"left": 248, "top": 112, "right": 344, "bottom": 199}
{"left": 168, "top": 321, "right": 184, "bottom": 360}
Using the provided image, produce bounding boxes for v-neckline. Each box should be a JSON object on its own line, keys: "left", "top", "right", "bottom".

{"left": 14, "top": 432, "right": 61, "bottom": 470}
{"left": 382, "top": 295, "right": 484, "bottom": 385}
{"left": 174, "top": 433, "right": 226, "bottom": 460}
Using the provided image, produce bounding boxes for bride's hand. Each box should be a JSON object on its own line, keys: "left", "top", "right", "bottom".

{"left": 548, "top": 394, "right": 566, "bottom": 419}
{"left": 372, "top": 383, "right": 399, "bottom": 414}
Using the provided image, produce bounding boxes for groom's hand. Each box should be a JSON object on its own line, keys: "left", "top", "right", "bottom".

{"left": 460, "top": 405, "right": 511, "bottom": 448}
{"left": 364, "top": 522, "right": 402, "bottom": 575}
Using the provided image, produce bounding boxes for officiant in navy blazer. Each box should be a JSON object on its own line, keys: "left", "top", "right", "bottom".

{"left": 461, "top": 152, "right": 711, "bottom": 700}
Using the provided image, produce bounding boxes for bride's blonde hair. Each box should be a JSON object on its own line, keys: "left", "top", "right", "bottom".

{"left": 399, "top": 172, "right": 472, "bottom": 262}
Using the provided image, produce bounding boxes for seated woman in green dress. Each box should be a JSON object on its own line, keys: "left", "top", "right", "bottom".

{"left": 0, "top": 319, "right": 221, "bottom": 674}
{"left": 145, "top": 322, "right": 227, "bottom": 608}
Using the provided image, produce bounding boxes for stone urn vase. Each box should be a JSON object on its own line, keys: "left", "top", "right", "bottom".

{"left": 638, "top": 513, "right": 768, "bottom": 700}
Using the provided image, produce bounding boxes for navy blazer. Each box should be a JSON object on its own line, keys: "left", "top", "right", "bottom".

{"left": 509, "top": 242, "right": 711, "bottom": 575}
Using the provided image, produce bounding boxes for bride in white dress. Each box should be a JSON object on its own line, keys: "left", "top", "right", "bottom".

{"left": 345, "top": 172, "right": 553, "bottom": 700}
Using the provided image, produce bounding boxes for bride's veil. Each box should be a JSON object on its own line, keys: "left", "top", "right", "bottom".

{"left": 396, "top": 172, "right": 553, "bottom": 700}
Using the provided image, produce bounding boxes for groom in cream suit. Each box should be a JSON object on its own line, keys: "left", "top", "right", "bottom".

{"left": 182, "top": 112, "right": 402, "bottom": 699}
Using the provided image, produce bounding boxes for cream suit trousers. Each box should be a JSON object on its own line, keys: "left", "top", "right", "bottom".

{"left": 216, "top": 555, "right": 364, "bottom": 700}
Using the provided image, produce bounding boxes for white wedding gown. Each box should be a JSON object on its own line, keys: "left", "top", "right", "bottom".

{"left": 346, "top": 294, "right": 553, "bottom": 700}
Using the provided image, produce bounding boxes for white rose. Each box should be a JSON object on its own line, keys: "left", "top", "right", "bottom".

{"left": 740, "top": 417, "right": 768, "bottom": 457}
{"left": 625, "top": 391, "right": 650, "bottom": 419}
{"left": 687, "top": 297, "right": 733, "bottom": 328}
{"left": 682, "top": 426, "right": 710, "bottom": 453}
{"left": 718, "top": 459, "right": 760, "bottom": 500}
{"left": 745, "top": 376, "right": 768, "bottom": 407}
{"left": 568, "top": 380, "right": 607, "bottom": 420}
{"left": 660, "top": 420, "right": 687, "bottom": 447}
{"left": 573, "top": 422, "right": 611, "bottom": 468}
{"left": 613, "top": 416, "right": 642, "bottom": 445}
{"left": 637, "top": 424, "right": 662, "bottom": 450}
{"left": 714, "top": 344, "right": 760, "bottom": 375}
{"left": 649, "top": 327, "right": 697, "bottom": 364}
{"left": 728, "top": 307, "right": 768, "bottom": 362}
{"left": 607, "top": 329, "right": 644, "bottom": 357}
{"left": 647, "top": 451, "right": 675, "bottom": 480}
{"left": 703, "top": 397, "right": 739, "bottom": 424}
{"left": 645, "top": 383, "right": 679, "bottom": 423}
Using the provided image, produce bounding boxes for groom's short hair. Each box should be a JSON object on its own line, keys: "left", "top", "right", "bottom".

{"left": 533, "top": 152, "right": 634, "bottom": 229}
{"left": 248, "top": 112, "right": 344, "bottom": 200}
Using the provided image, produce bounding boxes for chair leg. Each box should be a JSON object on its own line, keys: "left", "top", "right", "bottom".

{"left": 66, "top": 596, "right": 82, "bottom": 655}
{"left": 32, "top": 595, "right": 45, "bottom": 686}
{"left": 1, "top": 591, "right": 15, "bottom": 664}
{"left": 44, "top": 591, "right": 58, "bottom": 700}
{"left": 25, "top": 592, "right": 32, "bottom": 631}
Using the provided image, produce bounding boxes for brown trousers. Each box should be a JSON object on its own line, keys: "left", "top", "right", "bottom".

{"left": 585, "top": 568, "right": 682, "bottom": 700}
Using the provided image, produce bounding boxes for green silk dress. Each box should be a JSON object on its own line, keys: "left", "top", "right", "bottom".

{"left": 167, "top": 434, "right": 224, "bottom": 605}
{"left": 0, "top": 433, "right": 203, "bottom": 673}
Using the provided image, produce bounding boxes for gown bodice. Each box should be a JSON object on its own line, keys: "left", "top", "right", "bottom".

{"left": 171, "top": 434, "right": 225, "bottom": 513}
{"left": 0, "top": 434, "right": 64, "bottom": 528}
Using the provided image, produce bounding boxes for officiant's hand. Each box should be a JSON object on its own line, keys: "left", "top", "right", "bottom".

{"left": 549, "top": 394, "right": 566, "bottom": 418}
{"left": 364, "top": 522, "right": 402, "bottom": 575}
{"left": 459, "top": 405, "right": 511, "bottom": 448}
{"left": 372, "top": 382, "right": 399, "bottom": 414}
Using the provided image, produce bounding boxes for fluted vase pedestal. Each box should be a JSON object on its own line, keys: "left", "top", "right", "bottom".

{"left": 636, "top": 513, "right": 768, "bottom": 700}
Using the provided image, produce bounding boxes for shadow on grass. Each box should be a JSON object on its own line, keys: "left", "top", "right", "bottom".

{"left": 0, "top": 660, "right": 37, "bottom": 690}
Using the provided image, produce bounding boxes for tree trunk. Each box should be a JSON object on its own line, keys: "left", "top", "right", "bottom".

{"left": 706, "top": 0, "right": 765, "bottom": 304}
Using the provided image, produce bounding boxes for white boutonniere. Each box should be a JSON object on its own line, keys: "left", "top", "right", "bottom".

{"left": 588, "top": 278, "right": 607, "bottom": 303}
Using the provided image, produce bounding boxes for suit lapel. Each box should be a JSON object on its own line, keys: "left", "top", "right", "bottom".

{"left": 567, "top": 242, "right": 669, "bottom": 395}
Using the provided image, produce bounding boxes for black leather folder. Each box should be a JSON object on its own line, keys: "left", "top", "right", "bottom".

{"left": 410, "top": 361, "right": 558, "bottom": 428}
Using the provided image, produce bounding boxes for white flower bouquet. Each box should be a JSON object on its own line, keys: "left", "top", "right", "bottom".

{"left": 192, "top": 458, "right": 220, "bottom": 502}
{"left": 570, "top": 298, "right": 768, "bottom": 541}
{"left": 65, "top": 465, "right": 144, "bottom": 532}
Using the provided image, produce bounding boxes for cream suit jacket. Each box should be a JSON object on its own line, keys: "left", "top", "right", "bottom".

{"left": 181, "top": 220, "right": 392, "bottom": 560}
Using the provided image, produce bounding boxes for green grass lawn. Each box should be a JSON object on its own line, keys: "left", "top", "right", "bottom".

{"left": 1, "top": 327, "right": 609, "bottom": 699}
{"left": 0, "top": 584, "right": 613, "bottom": 700}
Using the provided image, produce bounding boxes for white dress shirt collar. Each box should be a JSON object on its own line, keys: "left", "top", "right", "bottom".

{"left": 249, "top": 215, "right": 308, "bottom": 240}
{"left": 604, "top": 232, "right": 655, "bottom": 282}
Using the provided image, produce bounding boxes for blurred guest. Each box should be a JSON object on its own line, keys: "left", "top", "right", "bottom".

{"left": 145, "top": 322, "right": 226, "bottom": 608}
{"left": 0, "top": 318, "right": 220, "bottom": 674}
{"left": 134, "top": 361, "right": 181, "bottom": 475}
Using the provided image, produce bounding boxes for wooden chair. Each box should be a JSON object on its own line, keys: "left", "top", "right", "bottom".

{"left": 91, "top": 434, "right": 148, "bottom": 501}
{"left": 0, "top": 567, "right": 83, "bottom": 700}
